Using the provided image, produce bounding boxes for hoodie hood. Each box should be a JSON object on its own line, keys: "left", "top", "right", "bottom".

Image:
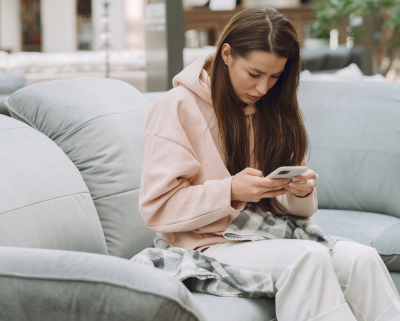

{"left": 173, "top": 56, "right": 212, "bottom": 105}
{"left": 172, "top": 56, "right": 257, "bottom": 116}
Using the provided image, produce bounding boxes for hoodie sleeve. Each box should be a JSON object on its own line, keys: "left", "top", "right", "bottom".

{"left": 139, "top": 134, "right": 243, "bottom": 233}
{"left": 270, "top": 158, "right": 318, "bottom": 217}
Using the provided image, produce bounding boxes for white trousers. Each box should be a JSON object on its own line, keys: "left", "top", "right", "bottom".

{"left": 203, "top": 240, "right": 400, "bottom": 321}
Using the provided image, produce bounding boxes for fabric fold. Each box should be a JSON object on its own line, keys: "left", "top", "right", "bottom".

{"left": 131, "top": 208, "right": 340, "bottom": 298}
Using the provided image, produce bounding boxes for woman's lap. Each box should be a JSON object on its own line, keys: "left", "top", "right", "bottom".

{"left": 203, "top": 239, "right": 332, "bottom": 283}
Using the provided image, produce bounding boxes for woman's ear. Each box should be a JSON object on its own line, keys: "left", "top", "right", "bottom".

{"left": 221, "top": 43, "right": 232, "bottom": 65}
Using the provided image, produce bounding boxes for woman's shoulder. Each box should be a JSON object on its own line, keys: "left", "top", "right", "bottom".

{"left": 148, "top": 85, "right": 206, "bottom": 120}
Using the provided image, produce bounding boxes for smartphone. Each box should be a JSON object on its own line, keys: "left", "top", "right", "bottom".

{"left": 266, "top": 166, "right": 307, "bottom": 179}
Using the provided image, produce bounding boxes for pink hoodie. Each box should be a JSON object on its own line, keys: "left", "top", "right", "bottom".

{"left": 139, "top": 57, "right": 318, "bottom": 252}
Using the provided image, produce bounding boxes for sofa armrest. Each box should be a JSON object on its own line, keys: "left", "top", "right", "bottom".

{"left": 0, "top": 246, "right": 206, "bottom": 321}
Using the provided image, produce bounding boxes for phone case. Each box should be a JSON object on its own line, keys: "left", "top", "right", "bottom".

{"left": 266, "top": 166, "right": 307, "bottom": 179}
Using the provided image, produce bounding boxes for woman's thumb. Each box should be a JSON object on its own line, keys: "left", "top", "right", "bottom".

{"left": 244, "top": 167, "right": 264, "bottom": 177}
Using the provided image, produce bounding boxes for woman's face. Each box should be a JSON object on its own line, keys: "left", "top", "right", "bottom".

{"left": 221, "top": 44, "right": 288, "bottom": 105}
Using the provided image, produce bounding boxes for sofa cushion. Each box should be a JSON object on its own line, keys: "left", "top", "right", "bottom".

{"left": 6, "top": 78, "right": 156, "bottom": 259}
{"left": 299, "top": 81, "right": 400, "bottom": 219}
{"left": 0, "top": 115, "right": 107, "bottom": 254}
{"left": 312, "top": 209, "right": 400, "bottom": 272}
{"left": 192, "top": 293, "right": 276, "bottom": 321}
{"left": 0, "top": 246, "right": 205, "bottom": 321}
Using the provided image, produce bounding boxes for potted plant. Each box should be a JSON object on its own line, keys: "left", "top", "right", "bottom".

{"left": 311, "top": 0, "right": 400, "bottom": 75}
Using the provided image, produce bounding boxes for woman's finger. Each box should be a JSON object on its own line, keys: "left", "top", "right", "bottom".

{"left": 260, "top": 188, "right": 288, "bottom": 199}
{"left": 285, "top": 180, "right": 316, "bottom": 196}
{"left": 292, "top": 169, "right": 316, "bottom": 182}
{"left": 294, "top": 179, "right": 314, "bottom": 184}
{"left": 254, "top": 176, "right": 290, "bottom": 188}
{"left": 290, "top": 179, "right": 316, "bottom": 190}
{"left": 285, "top": 186, "right": 313, "bottom": 195}
{"left": 244, "top": 167, "right": 264, "bottom": 177}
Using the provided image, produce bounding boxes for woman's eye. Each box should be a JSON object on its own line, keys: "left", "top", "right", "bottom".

{"left": 249, "top": 72, "right": 259, "bottom": 78}
{"left": 272, "top": 75, "right": 281, "bottom": 79}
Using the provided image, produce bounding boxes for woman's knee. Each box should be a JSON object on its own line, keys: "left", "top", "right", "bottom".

{"left": 299, "top": 241, "right": 332, "bottom": 266}
{"left": 331, "top": 241, "right": 382, "bottom": 286}
{"left": 334, "top": 241, "right": 380, "bottom": 268}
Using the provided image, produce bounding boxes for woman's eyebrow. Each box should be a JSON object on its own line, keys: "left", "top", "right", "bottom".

{"left": 249, "top": 67, "right": 265, "bottom": 74}
{"left": 273, "top": 70, "right": 285, "bottom": 75}
{"left": 249, "top": 67, "right": 284, "bottom": 75}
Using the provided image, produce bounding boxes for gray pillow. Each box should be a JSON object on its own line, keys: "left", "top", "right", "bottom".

{"left": 0, "top": 115, "right": 107, "bottom": 254}
{"left": 6, "top": 77, "right": 156, "bottom": 259}
{"left": 299, "top": 81, "right": 400, "bottom": 219}
{"left": 0, "top": 246, "right": 206, "bottom": 321}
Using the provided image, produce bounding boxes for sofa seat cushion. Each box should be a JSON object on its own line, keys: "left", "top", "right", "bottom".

{"left": 0, "top": 246, "right": 206, "bottom": 321}
{"left": 192, "top": 293, "right": 276, "bottom": 321}
{"left": 312, "top": 209, "right": 400, "bottom": 272}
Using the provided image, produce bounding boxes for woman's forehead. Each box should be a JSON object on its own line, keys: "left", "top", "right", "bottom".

{"left": 241, "top": 51, "right": 287, "bottom": 74}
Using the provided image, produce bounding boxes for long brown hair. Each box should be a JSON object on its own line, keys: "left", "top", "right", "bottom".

{"left": 208, "top": 7, "right": 308, "bottom": 210}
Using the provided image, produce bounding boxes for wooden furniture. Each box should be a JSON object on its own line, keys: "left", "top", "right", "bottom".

{"left": 184, "top": 4, "right": 316, "bottom": 47}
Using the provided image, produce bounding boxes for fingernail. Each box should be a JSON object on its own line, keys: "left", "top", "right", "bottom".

{"left": 289, "top": 183, "right": 294, "bottom": 187}
{"left": 292, "top": 177, "right": 298, "bottom": 181}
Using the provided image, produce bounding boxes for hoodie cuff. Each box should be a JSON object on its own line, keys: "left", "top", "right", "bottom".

{"left": 222, "top": 176, "right": 246, "bottom": 212}
{"left": 293, "top": 189, "right": 313, "bottom": 198}
{"left": 285, "top": 188, "right": 318, "bottom": 217}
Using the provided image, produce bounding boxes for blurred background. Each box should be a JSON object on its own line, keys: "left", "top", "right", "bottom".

{"left": 0, "top": 0, "right": 399, "bottom": 95}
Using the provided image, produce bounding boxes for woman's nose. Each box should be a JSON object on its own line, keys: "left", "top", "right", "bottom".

{"left": 255, "top": 78, "right": 269, "bottom": 96}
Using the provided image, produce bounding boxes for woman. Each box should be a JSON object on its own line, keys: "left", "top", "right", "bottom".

{"left": 139, "top": 7, "right": 400, "bottom": 321}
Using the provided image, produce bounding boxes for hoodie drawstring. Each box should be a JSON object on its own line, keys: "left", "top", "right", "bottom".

{"left": 248, "top": 115, "right": 255, "bottom": 168}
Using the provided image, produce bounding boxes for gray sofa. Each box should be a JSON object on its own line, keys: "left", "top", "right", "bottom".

{"left": 0, "top": 77, "right": 399, "bottom": 321}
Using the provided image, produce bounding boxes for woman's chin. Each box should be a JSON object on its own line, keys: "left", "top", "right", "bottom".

{"left": 243, "top": 97, "right": 258, "bottom": 104}
{"left": 239, "top": 95, "right": 250, "bottom": 103}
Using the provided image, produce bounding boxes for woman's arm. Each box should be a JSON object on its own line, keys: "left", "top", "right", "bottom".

{"left": 139, "top": 134, "right": 244, "bottom": 233}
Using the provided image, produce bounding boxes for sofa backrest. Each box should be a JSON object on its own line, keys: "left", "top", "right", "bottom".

{"left": 6, "top": 78, "right": 156, "bottom": 259}
{"left": 0, "top": 115, "right": 108, "bottom": 254}
{"left": 299, "top": 81, "right": 400, "bottom": 218}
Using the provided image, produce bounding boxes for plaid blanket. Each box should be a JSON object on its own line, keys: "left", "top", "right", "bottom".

{"left": 131, "top": 208, "right": 339, "bottom": 298}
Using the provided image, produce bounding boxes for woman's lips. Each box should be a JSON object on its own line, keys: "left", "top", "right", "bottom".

{"left": 247, "top": 94, "right": 262, "bottom": 101}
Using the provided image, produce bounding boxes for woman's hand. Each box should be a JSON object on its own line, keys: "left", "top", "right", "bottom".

{"left": 231, "top": 167, "right": 291, "bottom": 203}
{"left": 284, "top": 169, "right": 318, "bottom": 198}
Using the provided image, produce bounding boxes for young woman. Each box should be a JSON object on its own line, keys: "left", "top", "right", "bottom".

{"left": 139, "top": 7, "right": 400, "bottom": 321}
